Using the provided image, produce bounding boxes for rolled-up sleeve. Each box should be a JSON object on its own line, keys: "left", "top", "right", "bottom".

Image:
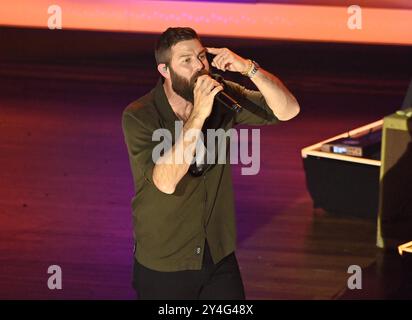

{"left": 122, "top": 111, "right": 156, "bottom": 185}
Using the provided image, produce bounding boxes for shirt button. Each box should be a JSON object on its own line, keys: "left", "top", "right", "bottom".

{"left": 195, "top": 247, "right": 201, "bottom": 255}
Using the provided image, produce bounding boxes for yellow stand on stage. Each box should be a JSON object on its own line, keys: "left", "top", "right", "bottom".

{"left": 377, "top": 108, "right": 412, "bottom": 249}
{"left": 398, "top": 241, "right": 412, "bottom": 256}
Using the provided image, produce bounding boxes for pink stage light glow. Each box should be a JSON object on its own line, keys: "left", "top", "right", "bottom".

{"left": 0, "top": 0, "right": 411, "bottom": 45}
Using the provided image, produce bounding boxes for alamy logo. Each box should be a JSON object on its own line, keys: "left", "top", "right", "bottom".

{"left": 152, "top": 121, "right": 261, "bottom": 175}
{"left": 347, "top": 265, "right": 362, "bottom": 290}
{"left": 47, "top": 265, "right": 62, "bottom": 290}
{"left": 48, "top": 5, "right": 62, "bottom": 30}
{"left": 347, "top": 5, "right": 362, "bottom": 30}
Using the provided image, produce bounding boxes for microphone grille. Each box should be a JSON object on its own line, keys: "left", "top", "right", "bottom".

{"left": 212, "top": 73, "right": 224, "bottom": 83}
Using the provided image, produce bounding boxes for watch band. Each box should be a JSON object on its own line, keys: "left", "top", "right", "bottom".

{"left": 241, "top": 59, "right": 260, "bottom": 78}
{"left": 248, "top": 60, "right": 259, "bottom": 78}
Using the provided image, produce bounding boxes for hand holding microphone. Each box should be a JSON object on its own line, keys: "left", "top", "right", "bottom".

{"left": 193, "top": 73, "right": 242, "bottom": 116}
{"left": 192, "top": 74, "right": 224, "bottom": 120}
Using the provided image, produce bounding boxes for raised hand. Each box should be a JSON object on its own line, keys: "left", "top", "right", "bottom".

{"left": 206, "top": 47, "right": 249, "bottom": 74}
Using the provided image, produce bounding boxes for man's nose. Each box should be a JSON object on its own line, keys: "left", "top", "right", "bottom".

{"left": 193, "top": 57, "right": 205, "bottom": 71}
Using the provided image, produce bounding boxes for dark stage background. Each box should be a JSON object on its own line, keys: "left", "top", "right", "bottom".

{"left": 0, "top": 26, "right": 411, "bottom": 299}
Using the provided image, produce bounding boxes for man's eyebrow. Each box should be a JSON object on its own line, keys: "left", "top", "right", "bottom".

{"left": 178, "top": 48, "right": 207, "bottom": 58}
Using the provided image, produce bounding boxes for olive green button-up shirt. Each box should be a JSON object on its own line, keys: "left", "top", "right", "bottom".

{"left": 122, "top": 77, "right": 279, "bottom": 272}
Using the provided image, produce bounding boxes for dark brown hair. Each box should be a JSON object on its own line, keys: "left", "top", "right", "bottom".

{"left": 155, "top": 27, "right": 200, "bottom": 66}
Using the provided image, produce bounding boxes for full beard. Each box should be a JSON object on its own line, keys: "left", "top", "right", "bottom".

{"left": 169, "top": 67, "right": 209, "bottom": 104}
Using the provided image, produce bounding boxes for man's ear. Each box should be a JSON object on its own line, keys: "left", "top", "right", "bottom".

{"left": 157, "top": 63, "right": 170, "bottom": 79}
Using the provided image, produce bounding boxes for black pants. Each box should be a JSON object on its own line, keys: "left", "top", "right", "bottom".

{"left": 132, "top": 242, "right": 245, "bottom": 300}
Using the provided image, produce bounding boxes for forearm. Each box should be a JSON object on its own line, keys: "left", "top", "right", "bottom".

{"left": 250, "top": 68, "right": 300, "bottom": 121}
{"left": 152, "top": 114, "right": 205, "bottom": 194}
{"left": 206, "top": 47, "right": 299, "bottom": 121}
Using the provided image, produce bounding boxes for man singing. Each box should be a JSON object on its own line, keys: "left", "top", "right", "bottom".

{"left": 122, "top": 27, "right": 299, "bottom": 299}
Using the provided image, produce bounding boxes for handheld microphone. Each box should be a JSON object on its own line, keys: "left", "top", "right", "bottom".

{"left": 212, "top": 74, "right": 242, "bottom": 113}
{"left": 188, "top": 74, "right": 240, "bottom": 177}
